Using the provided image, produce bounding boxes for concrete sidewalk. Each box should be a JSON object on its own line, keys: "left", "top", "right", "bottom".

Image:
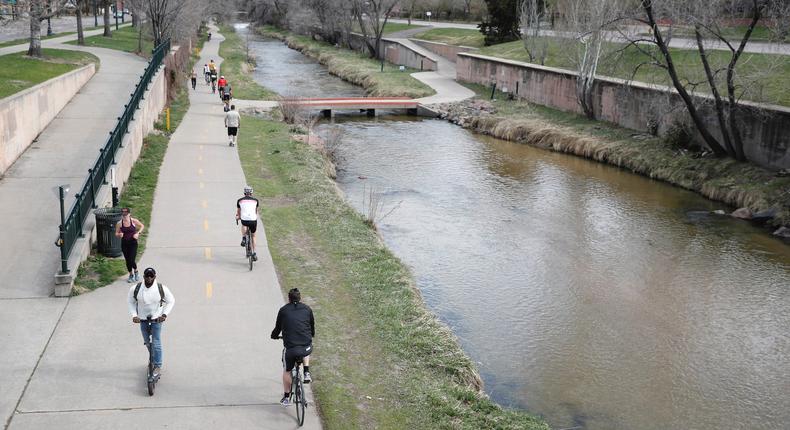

{"left": 4, "top": 27, "right": 322, "bottom": 430}
{"left": 0, "top": 30, "right": 146, "bottom": 430}
{"left": 0, "top": 23, "right": 133, "bottom": 56}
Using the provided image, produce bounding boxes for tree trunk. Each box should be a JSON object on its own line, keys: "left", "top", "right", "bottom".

{"left": 76, "top": 0, "right": 85, "bottom": 45}
{"left": 103, "top": 0, "right": 112, "bottom": 37}
{"left": 28, "top": 13, "right": 43, "bottom": 57}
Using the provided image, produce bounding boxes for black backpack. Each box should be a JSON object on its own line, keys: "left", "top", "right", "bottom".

{"left": 133, "top": 282, "right": 166, "bottom": 307}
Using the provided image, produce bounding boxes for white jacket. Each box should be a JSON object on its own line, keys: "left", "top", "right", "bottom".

{"left": 127, "top": 281, "right": 175, "bottom": 319}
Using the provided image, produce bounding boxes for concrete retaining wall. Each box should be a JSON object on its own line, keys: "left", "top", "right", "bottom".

{"left": 411, "top": 39, "right": 479, "bottom": 63}
{"left": 0, "top": 64, "right": 95, "bottom": 175}
{"left": 56, "top": 65, "right": 168, "bottom": 296}
{"left": 347, "top": 33, "right": 438, "bottom": 71}
{"left": 457, "top": 52, "right": 790, "bottom": 170}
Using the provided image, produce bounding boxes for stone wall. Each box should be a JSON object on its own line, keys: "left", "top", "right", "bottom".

{"left": 0, "top": 64, "right": 95, "bottom": 175}
{"left": 411, "top": 39, "right": 479, "bottom": 63}
{"left": 457, "top": 52, "right": 790, "bottom": 170}
{"left": 347, "top": 33, "right": 438, "bottom": 71}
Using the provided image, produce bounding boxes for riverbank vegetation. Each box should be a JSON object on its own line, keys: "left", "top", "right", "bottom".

{"left": 237, "top": 114, "right": 548, "bottom": 429}
{"left": 217, "top": 24, "right": 279, "bottom": 100}
{"left": 443, "top": 84, "right": 790, "bottom": 230}
{"left": 258, "top": 26, "right": 435, "bottom": 98}
{"left": 0, "top": 49, "right": 99, "bottom": 98}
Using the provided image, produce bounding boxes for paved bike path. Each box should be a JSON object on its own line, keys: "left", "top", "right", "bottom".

{"left": 6, "top": 28, "right": 322, "bottom": 429}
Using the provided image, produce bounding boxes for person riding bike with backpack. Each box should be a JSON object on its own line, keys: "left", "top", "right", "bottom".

{"left": 127, "top": 267, "right": 175, "bottom": 378}
{"left": 271, "top": 288, "right": 315, "bottom": 406}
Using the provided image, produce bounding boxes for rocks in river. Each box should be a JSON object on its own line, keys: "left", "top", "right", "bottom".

{"left": 751, "top": 207, "right": 778, "bottom": 224}
{"left": 731, "top": 207, "right": 752, "bottom": 219}
{"left": 432, "top": 100, "right": 497, "bottom": 127}
{"left": 773, "top": 226, "right": 790, "bottom": 239}
{"left": 712, "top": 209, "right": 726, "bottom": 215}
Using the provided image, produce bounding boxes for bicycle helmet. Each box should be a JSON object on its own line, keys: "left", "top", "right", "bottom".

{"left": 220, "top": 75, "right": 225, "bottom": 79}
{"left": 244, "top": 186, "right": 253, "bottom": 195}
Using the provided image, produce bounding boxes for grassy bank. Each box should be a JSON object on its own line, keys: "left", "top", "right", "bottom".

{"left": 216, "top": 24, "right": 278, "bottom": 100}
{"left": 238, "top": 115, "right": 548, "bottom": 429}
{"left": 0, "top": 26, "right": 103, "bottom": 48}
{"left": 413, "top": 28, "right": 485, "bottom": 47}
{"left": 69, "top": 24, "right": 154, "bottom": 56}
{"left": 73, "top": 86, "right": 189, "bottom": 293}
{"left": 259, "top": 26, "right": 435, "bottom": 98}
{"left": 448, "top": 84, "right": 790, "bottom": 228}
{"left": 0, "top": 49, "right": 99, "bottom": 98}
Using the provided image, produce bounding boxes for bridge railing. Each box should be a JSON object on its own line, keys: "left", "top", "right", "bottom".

{"left": 56, "top": 39, "right": 170, "bottom": 273}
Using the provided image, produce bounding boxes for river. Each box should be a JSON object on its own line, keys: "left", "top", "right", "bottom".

{"left": 239, "top": 24, "right": 790, "bottom": 430}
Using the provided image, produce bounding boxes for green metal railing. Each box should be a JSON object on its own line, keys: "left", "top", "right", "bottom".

{"left": 56, "top": 39, "right": 170, "bottom": 273}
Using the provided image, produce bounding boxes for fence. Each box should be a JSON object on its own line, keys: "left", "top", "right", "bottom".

{"left": 56, "top": 39, "right": 170, "bottom": 272}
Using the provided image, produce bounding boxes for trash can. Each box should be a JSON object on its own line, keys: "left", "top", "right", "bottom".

{"left": 94, "top": 208, "right": 123, "bottom": 257}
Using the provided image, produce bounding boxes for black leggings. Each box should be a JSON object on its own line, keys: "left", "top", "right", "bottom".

{"left": 121, "top": 239, "right": 138, "bottom": 273}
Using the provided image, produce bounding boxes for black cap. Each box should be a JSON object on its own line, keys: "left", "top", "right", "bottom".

{"left": 143, "top": 267, "right": 156, "bottom": 277}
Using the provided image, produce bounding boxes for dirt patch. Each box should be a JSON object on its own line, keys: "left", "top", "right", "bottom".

{"left": 262, "top": 196, "right": 298, "bottom": 208}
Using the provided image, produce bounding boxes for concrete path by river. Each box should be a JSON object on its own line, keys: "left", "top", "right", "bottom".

{"left": 2, "top": 27, "right": 320, "bottom": 429}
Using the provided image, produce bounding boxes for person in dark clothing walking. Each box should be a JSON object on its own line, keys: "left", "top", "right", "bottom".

{"left": 271, "top": 288, "right": 315, "bottom": 406}
{"left": 115, "top": 207, "right": 144, "bottom": 283}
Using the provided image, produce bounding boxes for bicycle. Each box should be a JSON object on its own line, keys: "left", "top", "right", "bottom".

{"left": 236, "top": 219, "right": 254, "bottom": 270}
{"left": 204, "top": 72, "right": 210, "bottom": 85}
{"left": 136, "top": 316, "right": 161, "bottom": 396}
{"left": 275, "top": 337, "right": 309, "bottom": 427}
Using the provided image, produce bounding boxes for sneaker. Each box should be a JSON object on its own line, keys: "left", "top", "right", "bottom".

{"left": 240, "top": 237, "right": 247, "bottom": 247}
{"left": 153, "top": 366, "right": 161, "bottom": 377}
{"left": 133, "top": 271, "right": 140, "bottom": 282}
{"left": 303, "top": 371, "right": 312, "bottom": 384}
{"left": 127, "top": 274, "right": 135, "bottom": 283}
{"left": 252, "top": 253, "right": 258, "bottom": 262}
{"left": 280, "top": 395, "right": 291, "bottom": 407}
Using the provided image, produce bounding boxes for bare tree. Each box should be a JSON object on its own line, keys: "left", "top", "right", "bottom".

{"left": 557, "top": 0, "right": 620, "bottom": 119}
{"left": 625, "top": 0, "right": 784, "bottom": 160}
{"left": 520, "top": 0, "right": 548, "bottom": 64}
{"left": 75, "top": 0, "right": 85, "bottom": 45}
{"left": 352, "top": 0, "right": 399, "bottom": 58}
{"left": 27, "top": 0, "right": 70, "bottom": 57}
{"left": 102, "top": 0, "right": 111, "bottom": 36}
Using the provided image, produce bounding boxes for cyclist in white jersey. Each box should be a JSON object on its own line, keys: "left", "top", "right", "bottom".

{"left": 236, "top": 186, "right": 259, "bottom": 261}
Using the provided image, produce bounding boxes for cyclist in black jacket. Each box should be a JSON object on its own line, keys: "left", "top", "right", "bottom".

{"left": 271, "top": 288, "right": 315, "bottom": 406}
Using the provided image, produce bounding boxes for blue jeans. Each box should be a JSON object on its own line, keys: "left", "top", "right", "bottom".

{"left": 140, "top": 320, "right": 163, "bottom": 367}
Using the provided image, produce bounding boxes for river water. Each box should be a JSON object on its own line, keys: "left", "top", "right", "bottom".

{"left": 239, "top": 24, "right": 790, "bottom": 430}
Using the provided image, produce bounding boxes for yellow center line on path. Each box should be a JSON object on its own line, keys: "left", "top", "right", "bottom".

{"left": 198, "top": 155, "right": 203, "bottom": 161}
{"left": 199, "top": 182, "right": 205, "bottom": 189}
{"left": 199, "top": 145, "right": 204, "bottom": 151}
{"left": 198, "top": 168, "right": 204, "bottom": 176}
{"left": 204, "top": 247, "right": 212, "bottom": 260}
{"left": 203, "top": 219, "right": 209, "bottom": 231}
{"left": 202, "top": 200, "right": 208, "bottom": 209}
{"left": 206, "top": 282, "right": 213, "bottom": 298}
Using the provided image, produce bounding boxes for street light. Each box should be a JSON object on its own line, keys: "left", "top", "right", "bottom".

{"left": 55, "top": 184, "right": 71, "bottom": 274}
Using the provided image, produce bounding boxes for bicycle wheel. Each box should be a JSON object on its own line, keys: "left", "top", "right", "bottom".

{"left": 247, "top": 238, "right": 253, "bottom": 271}
{"left": 295, "top": 378, "right": 305, "bottom": 426}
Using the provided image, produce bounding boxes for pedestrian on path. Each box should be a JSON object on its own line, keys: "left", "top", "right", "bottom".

{"left": 225, "top": 104, "right": 240, "bottom": 146}
{"left": 128, "top": 267, "right": 175, "bottom": 377}
{"left": 115, "top": 207, "right": 144, "bottom": 283}
{"left": 190, "top": 70, "right": 197, "bottom": 90}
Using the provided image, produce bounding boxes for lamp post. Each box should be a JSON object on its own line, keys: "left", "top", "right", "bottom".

{"left": 46, "top": 2, "right": 53, "bottom": 36}
{"left": 56, "top": 185, "right": 71, "bottom": 274}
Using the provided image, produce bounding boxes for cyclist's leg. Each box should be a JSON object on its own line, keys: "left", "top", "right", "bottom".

{"left": 282, "top": 348, "right": 294, "bottom": 395}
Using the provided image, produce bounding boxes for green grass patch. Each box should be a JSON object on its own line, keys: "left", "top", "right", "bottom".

{"left": 382, "top": 22, "right": 424, "bottom": 35}
{"left": 0, "top": 49, "right": 99, "bottom": 99}
{"left": 73, "top": 88, "right": 190, "bottom": 294}
{"left": 68, "top": 24, "right": 154, "bottom": 56}
{"left": 476, "top": 36, "right": 790, "bottom": 107}
{"left": 413, "top": 28, "right": 485, "bottom": 47}
{"left": 237, "top": 115, "right": 549, "bottom": 429}
{"left": 259, "top": 26, "right": 435, "bottom": 98}
{"left": 458, "top": 82, "right": 790, "bottom": 226}
{"left": 0, "top": 26, "right": 104, "bottom": 48}
{"left": 216, "top": 24, "right": 278, "bottom": 100}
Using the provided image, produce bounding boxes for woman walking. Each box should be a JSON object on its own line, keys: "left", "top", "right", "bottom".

{"left": 115, "top": 208, "right": 145, "bottom": 283}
